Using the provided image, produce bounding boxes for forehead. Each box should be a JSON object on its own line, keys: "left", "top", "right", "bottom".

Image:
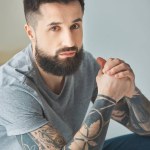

{"left": 38, "top": 1, "right": 83, "bottom": 24}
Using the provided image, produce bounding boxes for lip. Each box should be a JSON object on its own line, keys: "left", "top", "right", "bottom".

{"left": 59, "top": 51, "right": 76, "bottom": 58}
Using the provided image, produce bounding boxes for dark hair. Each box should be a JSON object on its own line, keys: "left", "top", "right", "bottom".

{"left": 23, "top": 0, "right": 84, "bottom": 26}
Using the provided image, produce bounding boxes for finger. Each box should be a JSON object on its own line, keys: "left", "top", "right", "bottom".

{"left": 96, "top": 57, "right": 106, "bottom": 69}
{"left": 97, "top": 69, "right": 103, "bottom": 77}
{"left": 106, "top": 63, "right": 131, "bottom": 75}
{"left": 103, "top": 58, "right": 124, "bottom": 73}
{"left": 114, "top": 70, "right": 135, "bottom": 80}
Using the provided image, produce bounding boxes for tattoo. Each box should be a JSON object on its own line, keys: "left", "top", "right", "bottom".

{"left": 17, "top": 95, "right": 116, "bottom": 150}
{"left": 111, "top": 87, "right": 150, "bottom": 136}
{"left": 103, "top": 87, "right": 141, "bottom": 127}
{"left": 110, "top": 87, "right": 141, "bottom": 126}
{"left": 64, "top": 94, "right": 116, "bottom": 150}
{"left": 16, "top": 123, "right": 66, "bottom": 150}
{"left": 111, "top": 98, "right": 129, "bottom": 126}
{"left": 31, "top": 124, "right": 66, "bottom": 149}
{"left": 16, "top": 133, "right": 40, "bottom": 150}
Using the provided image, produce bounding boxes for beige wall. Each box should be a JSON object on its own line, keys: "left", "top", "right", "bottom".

{"left": 0, "top": 0, "right": 29, "bottom": 64}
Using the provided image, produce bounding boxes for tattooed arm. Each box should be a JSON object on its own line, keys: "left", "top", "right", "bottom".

{"left": 16, "top": 94, "right": 116, "bottom": 150}
{"left": 95, "top": 57, "right": 150, "bottom": 135}
{"left": 16, "top": 123, "right": 66, "bottom": 150}
{"left": 111, "top": 87, "right": 150, "bottom": 135}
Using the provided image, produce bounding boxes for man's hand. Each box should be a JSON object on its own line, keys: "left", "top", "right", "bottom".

{"left": 96, "top": 57, "right": 136, "bottom": 101}
{"left": 96, "top": 72, "right": 130, "bottom": 102}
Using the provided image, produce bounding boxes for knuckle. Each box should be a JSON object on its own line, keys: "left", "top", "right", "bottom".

{"left": 111, "top": 68, "right": 116, "bottom": 73}
{"left": 108, "top": 58, "right": 114, "bottom": 61}
{"left": 115, "top": 58, "right": 121, "bottom": 63}
{"left": 107, "top": 58, "right": 114, "bottom": 64}
{"left": 121, "top": 63, "right": 130, "bottom": 70}
{"left": 121, "top": 63, "right": 126, "bottom": 68}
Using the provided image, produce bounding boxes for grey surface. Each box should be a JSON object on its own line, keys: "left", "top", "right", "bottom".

{"left": 0, "top": 0, "right": 150, "bottom": 139}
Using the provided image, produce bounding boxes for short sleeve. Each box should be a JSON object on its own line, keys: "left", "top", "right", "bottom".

{"left": 0, "top": 88, "right": 48, "bottom": 136}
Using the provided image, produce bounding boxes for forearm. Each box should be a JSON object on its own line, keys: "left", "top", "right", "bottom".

{"left": 111, "top": 88, "right": 150, "bottom": 135}
{"left": 64, "top": 94, "right": 116, "bottom": 150}
{"left": 126, "top": 90, "right": 150, "bottom": 135}
{"left": 111, "top": 98, "right": 129, "bottom": 126}
{"left": 17, "top": 95, "right": 116, "bottom": 150}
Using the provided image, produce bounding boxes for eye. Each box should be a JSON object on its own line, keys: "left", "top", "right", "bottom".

{"left": 70, "top": 24, "right": 80, "bottom": 30}
{"left": 50, "top": 26, "right": 60, "bottom": 31}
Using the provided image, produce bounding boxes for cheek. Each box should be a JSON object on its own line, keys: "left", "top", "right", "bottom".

{"left": 36, "top": 33, "right": 60, "bottom": 55}
{"left": 74, "top": 30, "right": 83, "bottom": 47}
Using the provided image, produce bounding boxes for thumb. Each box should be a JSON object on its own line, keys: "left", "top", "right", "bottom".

{"left": 96, "top": 57, "right": 106, "bottom": 76}
{"left": 96, "top": 57, "right": 106, "bottom": 69}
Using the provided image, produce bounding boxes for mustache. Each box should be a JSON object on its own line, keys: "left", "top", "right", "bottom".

{"left": 56, "top": 46, "right": 78, "bottom": 55}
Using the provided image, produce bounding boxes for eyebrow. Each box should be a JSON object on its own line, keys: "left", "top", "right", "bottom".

{"left": 48, "top": 18, "right": 82, "bottom": 26}
{"left": 73, "top": 18, "right": 82, "bottom": 23}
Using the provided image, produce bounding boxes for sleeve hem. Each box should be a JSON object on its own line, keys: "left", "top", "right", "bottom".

{"left": 7, "top": 119, "right": 49, "bottom": 136}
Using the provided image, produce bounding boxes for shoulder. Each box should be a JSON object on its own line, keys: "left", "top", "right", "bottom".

{"left": 0, "top": 44, "right": 34, "bottom": 88}
{"left": 0, "top": 86, "right": 41, "bottom": 108}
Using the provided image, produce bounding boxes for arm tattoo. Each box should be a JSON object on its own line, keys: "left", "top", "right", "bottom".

{"left": 16, "top": 95, "right": 116, "bottom": 150}
{"left": 111, "top": 98, "right": 130, "bottom": 126}
{"left": 16, "top": 124, "right": 66, "bottom": 150}
{"left": 111, "top": 88, "right": 150, "bottom": 135}
{"left": 31, "top": 124, "right": 66, "bottom": 149}
{"left": 16, "top": 133, "right": 40, "bottom": 150}
{"left": 63, "top": 94, "right": 116, "bottom": 150}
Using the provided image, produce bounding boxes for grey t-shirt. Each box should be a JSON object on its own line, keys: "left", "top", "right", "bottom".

{"left": 0, "top": 44, "right": 99, "bottom": 150}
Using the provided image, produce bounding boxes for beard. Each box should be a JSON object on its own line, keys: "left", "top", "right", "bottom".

{"left": 35, "top": 45, "right": 84, "bottom": 76}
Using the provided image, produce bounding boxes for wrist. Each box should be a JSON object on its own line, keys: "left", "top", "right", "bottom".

{"left": 96, "top": 94, "right": 116, "bottom": 104}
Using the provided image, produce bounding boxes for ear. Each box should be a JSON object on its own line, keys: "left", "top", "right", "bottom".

{"left": 24, "top": 24, "right": 35, "bottom": 41}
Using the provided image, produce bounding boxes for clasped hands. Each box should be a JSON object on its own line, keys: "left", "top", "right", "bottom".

{"left": 96, "top": 57, "right": 136, "bottom": 102}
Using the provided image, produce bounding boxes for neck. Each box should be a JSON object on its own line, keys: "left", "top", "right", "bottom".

{"left": 37, "top": 65, "right": 65, "bottom": 95}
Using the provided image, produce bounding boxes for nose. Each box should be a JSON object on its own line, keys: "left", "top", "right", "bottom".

{"left": 62, "top": 30, "right": 75, "bottom": 47}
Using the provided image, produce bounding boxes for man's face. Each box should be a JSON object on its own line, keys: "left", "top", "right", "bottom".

{"left": 31, "top": 1, "right": 84, "bottom": 76}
